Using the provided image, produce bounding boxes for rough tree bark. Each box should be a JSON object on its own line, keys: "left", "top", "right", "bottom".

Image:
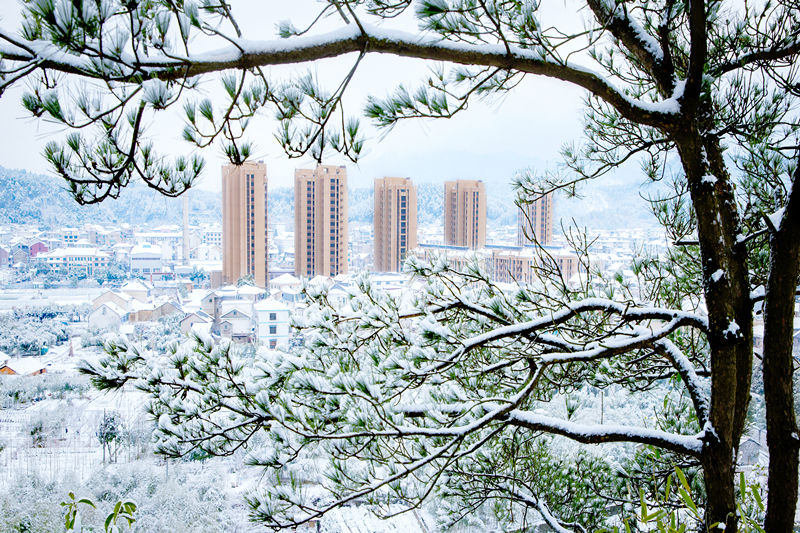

{"left": 675, "top": 127, "right": 753, "bottom": 529}
{"left": 763, "top": 159, "right": 800, "bottom": 530}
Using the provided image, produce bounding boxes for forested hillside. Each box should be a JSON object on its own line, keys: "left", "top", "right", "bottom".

{"left": 0, "top": 166, "right": 220, "bottom": 228}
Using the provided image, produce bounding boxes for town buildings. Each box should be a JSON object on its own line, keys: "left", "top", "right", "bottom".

{"left": 411, "top": 244, "right": 580, "bottom": 286}
{"left": 222, "top": 161, "right": 269, "bottom": 287}
{"left": 373, "top": 177, "right": 417, "bottom": 272}
{"left": 443, "top": 180, "right": 486, "bottom": 249}
{"left": 294, "top": 165, "right": 348, "bottom": 278}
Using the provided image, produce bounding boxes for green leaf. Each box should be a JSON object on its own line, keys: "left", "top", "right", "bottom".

{"left": 675, "top": 466, "right": 691, "bottom": 494}
{"left": 678, "top": 488, "right": 699, "bottom": 516}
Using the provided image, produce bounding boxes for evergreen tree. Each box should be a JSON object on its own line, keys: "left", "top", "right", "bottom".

{"left": 2, "top": 0, "right": 799, "bottom": 529}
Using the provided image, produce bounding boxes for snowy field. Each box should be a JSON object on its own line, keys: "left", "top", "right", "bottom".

{"left": 0, "top": 288, "right": 103, "bottom": 310}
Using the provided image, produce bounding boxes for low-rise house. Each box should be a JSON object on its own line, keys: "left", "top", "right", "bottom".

{"left": 254, "top": 299, "right": 291, "bottom": 349}
{"left": 738, "top": 437, "right": 768, "bottom": 466}
{"left": 269, "top": 273, "right": 302, "bottom": 294}
{"left": 218, "top": 308, "right": 254, "bottom": 342}
{"left": 29, "top": 241, "right": 48, "bottom": 258}
{"left": 236, "top": 285, "right": 267, "bottom": 301}
{"left": 152, "top": 300, "right": 182, "bottom": 321}
{"left": 0, "top": 358, "right": 47, "bottom": 376}
{"left": 121, "top": 280, "right": 151, "bottom": 302}
{"left": 128, "top": 303, "right": 155, "bottom": 323}
{"left": 92, "top": 290, "right": 133, "bottom": 311}
{"left": 89, "top": 302, "right": 128, "bottom": 330}
{"left": 200, "top": 290, "right": 219, "bottom": 315}
{"left": 181, "top": 311, "right": 213, "bottom": 334}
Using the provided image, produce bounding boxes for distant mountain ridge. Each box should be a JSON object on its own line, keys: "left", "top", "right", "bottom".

{"left": 0, "top": 166, "right": 220, "bottom": 229}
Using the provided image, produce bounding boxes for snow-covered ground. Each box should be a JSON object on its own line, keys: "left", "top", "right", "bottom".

{"left": 0, "top": 287, "right": 103, "bottom": 310}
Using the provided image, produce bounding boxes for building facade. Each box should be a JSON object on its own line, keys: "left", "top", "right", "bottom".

{"left": 374, "top": 177, "right": 418, "bottom": 272}
{"left": 294, "top": 165, "right": 348, "bottom": 278}
{"left": 411, "top": 244, "right": 580, "bottom": 285}
{"left": 222, "top": 161, "right": 269, "bottom": 287}
{"left": 130, "top": 242, "right": 163, "bottom": 279}
{"left": 444, "top": 180, "right": 486, "bottom": 249}
{"left": 38, "top": 247, "right": 111, "bottom": 275}
{"left": 517, "top": 192, "right": 554, "bottom": 245}
{"left": 255, "top": 299, "right": 292, "bottom": 349}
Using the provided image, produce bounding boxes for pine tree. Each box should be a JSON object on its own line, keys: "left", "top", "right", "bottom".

{"left": 2, "top": 0, "right": 799, "bottom": 529}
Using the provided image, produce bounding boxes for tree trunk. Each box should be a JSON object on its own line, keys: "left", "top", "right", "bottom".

{"left": 677, "top": 132, "right": 753, "bottom": 530}
{"left": 763, "top": 162, "right": 800, "bottom": 531}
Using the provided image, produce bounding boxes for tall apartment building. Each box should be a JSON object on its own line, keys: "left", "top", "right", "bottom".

{"left": 517, "top": 192, "right": 554, "bottom": 245}
{"left": 444, "top": 180, "right": 486, "bottom": 249}
{"left": 294, "top": 165, "right": 348, "bottom": 278}
{"left": 222, "top": 161, "right": 268, "bottom": 287}
{"left": 374, "top": 177, "right": 418, "bottom": 272}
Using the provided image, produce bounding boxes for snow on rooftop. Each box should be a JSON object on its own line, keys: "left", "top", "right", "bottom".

{"left": 2, "top": 357, "right": 47, "bottom": 375}
{"left": 254, "top": 298, "right": 290, "bottom": 312}
{"left": 236, "top": 285, "right": 266, "bottom": 295}
{"left": 270, "top": 273, "right": 301, "bottom": 285}
{"left": 121, "top": 281, "right": 150, "bottom": 292}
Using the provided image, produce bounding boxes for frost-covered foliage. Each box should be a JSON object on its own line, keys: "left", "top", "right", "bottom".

{"left": 0, "top": 465, "right": 239, "bottom": 533}
{"left": 0, "top": 373, "right": 90, "bottom": 408}
{"left": 0, "top": 306, "right": 81, "bottom": 355}
{"left": 82, "top": 255, "right": 714, "bottom": 531}
{"left": 132, "top": 315, "right": 183, "bottom": 351}
{"left": 0, "top": 475, "right": 67, "bottom": 533}
{"left": 82, "top": 327, "right": 115, "bottom": 348}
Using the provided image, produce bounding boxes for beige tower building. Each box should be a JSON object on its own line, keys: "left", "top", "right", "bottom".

{"left": 444, "top": 180, "right": 486, "bottom": 249}
{"left": 374, "top": 177, "right": 418, "bottom": 272}
{"left": 222, "top": 161, "right": 268, "bottom": 287}
{"left": 517, "top": 192, "right": 554, "bottom": 245}
{"left": 294, "top": 165, "right": 348, "bottom": 278}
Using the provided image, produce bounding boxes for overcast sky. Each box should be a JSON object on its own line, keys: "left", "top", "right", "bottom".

{"left": 0, "top": 0, "right": 637, "bottom": 193}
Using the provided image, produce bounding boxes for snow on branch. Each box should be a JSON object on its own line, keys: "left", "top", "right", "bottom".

{"left": 507, "top": 410, "right": 704, "bottom": 456}
{"left": 0, "top": 23, "right": 683, "bottom": 127}
{"left": 432, "top": 297, "right": 706, "bottom": 372}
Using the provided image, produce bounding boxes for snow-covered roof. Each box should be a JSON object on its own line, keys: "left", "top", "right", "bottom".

{"left": 220, "top": 307, "right": 251, "bottom": 318}
{"left": 39, "top": 247, "right": 110, "bottom": 259}
{"left": 237, "top": 285, "right": 266, "bottom": 296}
{"left": 92, "top": 302, "right": 127, "bottom": 317}
{"left": 220, "top": 308, "right": 252, "bottom": 319}
{"left": 94, "top": 289, "right": 133, "bottom": 303}
{"left": 254, "top": 298, "right": 290, "bottom": 312}
{"left": 270, "top": 273, "right": 301, "bottom": 286}
{"left": 121, "top": 280, "right": 150, "bottom": 292}
{"left": 190, "top": 322, "right": 212, "bottom": 335}
{"left": 129, "top": 300, "right": 156, "bottom": 312}
{"left": 156, "top": 300, "right": 182, "bottom": 311}
{"left": 2, "top": 358, "right": 46, "bottom": 375}
{"left": 182, "top": 312, "right": 212, "bottom": 324}
{"left": 131, "top": 242, "right": 163, "bottom": 257}
{"left": 218, "top": 284, "right": 239, "bottom": 293}
{"left": 308, "top": 275, "right": 331, "bottom": 287}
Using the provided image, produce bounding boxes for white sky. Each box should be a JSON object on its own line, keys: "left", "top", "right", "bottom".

{"left": 0, "top": 0, "right": 633, "bottom": 193}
